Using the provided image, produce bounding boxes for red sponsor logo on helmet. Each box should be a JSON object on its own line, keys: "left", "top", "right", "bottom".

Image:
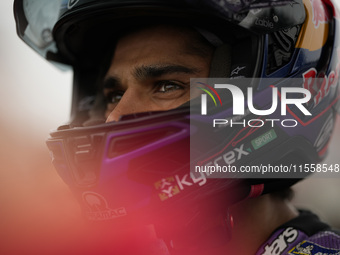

{"left": 302, "top": 48, "right": 340, "bottom": 106}
{"left": 311, "top": 0, "right": 331, "bottom": 28}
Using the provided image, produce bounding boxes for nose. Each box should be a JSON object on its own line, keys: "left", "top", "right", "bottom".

{"left": 105, "top": 88, "right": 145, "bottom": 123}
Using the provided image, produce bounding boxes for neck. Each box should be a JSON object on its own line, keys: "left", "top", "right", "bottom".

{"left": 170, "top": 193, "right": 299, "bottom": 255}
{"left": 225, "top": 193, "right": 299, "bottom": 255}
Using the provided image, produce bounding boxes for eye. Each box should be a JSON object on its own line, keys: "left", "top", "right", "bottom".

{"left": 106, "top": 91, "right": 124, "bottom": 104}
{"left": 156, "top": 81, "right": 184, "bottom": 93}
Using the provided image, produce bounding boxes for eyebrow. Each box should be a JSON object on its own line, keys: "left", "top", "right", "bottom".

{"left": 103, "top": 76, "right": 121, "bottom": 89}
{"left": 134, "top": 64, "right": 201, "bottom": 80}
{"left": 102, "top": 64, "right": 201, "bottom": 90}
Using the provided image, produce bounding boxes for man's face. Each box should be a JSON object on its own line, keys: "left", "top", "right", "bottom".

{"left": 103, "top": 25, "right": 213, "bottom": 122}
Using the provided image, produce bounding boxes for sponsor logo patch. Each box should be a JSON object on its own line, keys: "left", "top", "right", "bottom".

{"left": 289, "top": 240, "right": 340, "bottom": 255}
{"left": 262, "top": 227, "right": 299, "bottom": 255}
{"left": 82, "top": 192, "right": 127, "bottom": 221}
{"left": 154, "top": 172, "right": 207, "bottom": 201}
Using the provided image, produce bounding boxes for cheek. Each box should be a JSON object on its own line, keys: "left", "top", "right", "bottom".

{"left": 190, "top": 87, "right": 203, "bottom": 101}
{"left": 173, "top": 93, "right": 190, "bottom": 107}
{"left": 152, "top": 94, "right": 190, "bottom": 111}
{"left": 172, "top": 92, "right": 191, "bottom": 108}
{"left": 105, "top": 104, "right": 117, "bottom": 118}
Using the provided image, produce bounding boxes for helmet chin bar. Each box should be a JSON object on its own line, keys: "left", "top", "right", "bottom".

{"left": 46, "top": 107, "right": 250, "bottom": 252}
